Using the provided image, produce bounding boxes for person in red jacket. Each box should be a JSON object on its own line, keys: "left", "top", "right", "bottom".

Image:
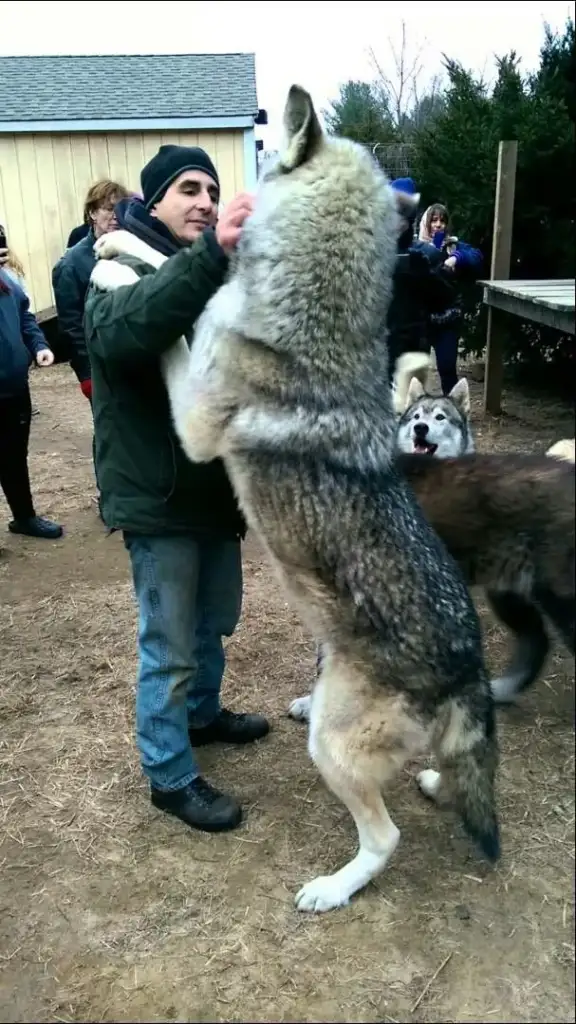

{"left": 52, "top": 180, "right": 130, "bottom": 512}
{"left": 53, "top": 179, "right": 130, "bottom": 405}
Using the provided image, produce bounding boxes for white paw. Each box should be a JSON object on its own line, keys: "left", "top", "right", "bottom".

{"left": 288, "top": 694, "right": 312, "bottom": 722}
{"left": 94, "top": 228, "right": 159, "bottom": 267}
{"left": 91, "top": 260, "right": 138, "bottom": 292}
{"left": 490, "top": 675, "right": 521, "bottom": 704}
{"left": 295, "top": 875, "right": 350, "bottom": 913}
{"left": 93, "top": 230, "right": 128, "bottom": 261}
{"left": 417, "top": 768, "right": 441, "bottom": 800}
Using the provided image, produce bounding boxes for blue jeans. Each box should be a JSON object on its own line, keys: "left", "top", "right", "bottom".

{"left": 431, "top": 327, "right": 459, "bottom": 395}
{"left": 124, "top": 533, "right": 243, "bottom": 791}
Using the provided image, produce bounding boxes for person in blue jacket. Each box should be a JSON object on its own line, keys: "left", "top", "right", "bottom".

{"left": 0, "top": 269, "right": 63, "bottom": 539}
{"left": 387, "top": 180, "right": 456, "bottom": 385}
{"left": 418, "top": 202, "right": 483, "bottom": 394}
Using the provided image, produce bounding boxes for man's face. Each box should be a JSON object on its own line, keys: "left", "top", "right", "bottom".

{"left": 91, "top": 200, "right": 120, "bottom": 238}
{"left": 151, "top": 169, "right": 219, "bottom": 243}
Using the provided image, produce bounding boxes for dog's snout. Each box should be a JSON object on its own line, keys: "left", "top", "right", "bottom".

{"left": 414, "top": 422, "right": 429, "bottom": 438}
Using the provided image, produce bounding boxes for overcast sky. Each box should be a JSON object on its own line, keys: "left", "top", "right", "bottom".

{"left": 2, "top": 0, "right": 572, "bottom": 148}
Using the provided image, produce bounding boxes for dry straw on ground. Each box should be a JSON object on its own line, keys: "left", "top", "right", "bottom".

{"left": 0, "top": 363, "right": 574, "bottom": 1023}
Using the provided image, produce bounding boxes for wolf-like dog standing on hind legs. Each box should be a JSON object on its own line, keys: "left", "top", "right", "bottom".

{"left": 91, "top": 85, "right": 500, "bottom": 914}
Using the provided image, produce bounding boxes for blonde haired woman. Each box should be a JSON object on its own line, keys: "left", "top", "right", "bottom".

{"left": 0, "top": 225, "right": 28, "bottom": 295}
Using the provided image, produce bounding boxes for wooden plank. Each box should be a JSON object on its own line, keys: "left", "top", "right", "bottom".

{"left": 16, "top": 135, "right": 52, "bottom": 313}
{"left": 481, "top": 278, "right": 574, "bottom": 310}
{"left": 51, "top": 135, "right": 82, "bottom": 251}
{"left": 36, "top": 305, "right": 56, "bottom": 324}
{"left": 484, "top": 140, "right": 518, "bottom": 415}
{"left": 483, "top": 291, "right": 574, "bottom": 313}
{"left": 482, "top": 287, "right": 575, "bottom": 335}
{"left": 481, "top": 279, "right": 574, "bottom": 291}
{"left": 484, "top": 308, "right": 508, "bottom": 416}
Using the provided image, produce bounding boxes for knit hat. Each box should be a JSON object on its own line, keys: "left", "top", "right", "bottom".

{"left": 141, "top": 145, "right": 220, "bottom": 209}
{"left": 390, "top": 176, "right": 417, "bottom": 195}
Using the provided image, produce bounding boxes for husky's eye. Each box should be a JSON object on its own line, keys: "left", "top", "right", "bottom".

{"left": 435, "top": 413, "right": 446, "bottom": 421}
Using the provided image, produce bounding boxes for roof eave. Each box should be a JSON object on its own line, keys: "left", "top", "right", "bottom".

{"left": 0, "top": 114, "right": 257, "bottom": 134}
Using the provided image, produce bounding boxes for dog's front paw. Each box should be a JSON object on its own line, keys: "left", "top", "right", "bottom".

{"left": 93, "top": 230, "right": 130, "bottom": 261}
{"left": 288, "top": 694, "right": 312, "bottom": 722}
{"left": 94, "top": 229, "right": 164, "bottom": 269}
{"left": 295, "top": 875, "right": 351, "bottom": 913}
{"left": 91, "top": 260, "right": 138, "bottom": 293}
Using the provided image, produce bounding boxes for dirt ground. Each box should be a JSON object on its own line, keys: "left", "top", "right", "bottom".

{"left": 0, "top": 364, "right": 574, "bottom": 1024}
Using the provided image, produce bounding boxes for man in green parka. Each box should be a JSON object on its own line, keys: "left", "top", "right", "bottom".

{"left": 84, "top": 145, "right": 269, "bottom": 834}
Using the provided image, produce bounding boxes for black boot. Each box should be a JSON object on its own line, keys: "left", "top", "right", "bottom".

{"left": 151, "top": 777, "right": 242, "bottom": 832}
{"left": 8, "top": 516, "right": 63, "bottom": 539}
{"left": 188, "top": 708, "right": 270, "bottom": 747}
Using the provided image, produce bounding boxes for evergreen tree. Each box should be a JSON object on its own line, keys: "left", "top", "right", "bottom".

{"left": 323, "top": 81, "right": 397, "bottom": 146}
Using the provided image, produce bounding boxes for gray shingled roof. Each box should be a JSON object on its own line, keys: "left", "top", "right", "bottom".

{"left": 0, "top": 53, "right": 258, "bottom": 122}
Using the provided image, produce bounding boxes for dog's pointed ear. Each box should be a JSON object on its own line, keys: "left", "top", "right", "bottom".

{"left": 279, "top": 85, "right": 323, "bottom": 172}
{"left": 449, "top": 377, "right": 470, "bottom": 416}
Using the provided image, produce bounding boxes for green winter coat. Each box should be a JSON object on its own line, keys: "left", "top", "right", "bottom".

{"left": 83, "top": 230, "right": 245, "bottom": 538}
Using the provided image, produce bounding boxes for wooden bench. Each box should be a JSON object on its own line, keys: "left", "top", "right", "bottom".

{"left": 481, "top": 279, "right": 575, "bottom": 414}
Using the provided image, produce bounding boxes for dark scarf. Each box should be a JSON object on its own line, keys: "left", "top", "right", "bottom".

{"left": 114, "top": 196, "right": 190, "bottom": 259}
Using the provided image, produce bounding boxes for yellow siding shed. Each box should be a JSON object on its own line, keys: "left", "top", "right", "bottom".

{"left": 0, "top": 53, "right": 261, "bottom": 317}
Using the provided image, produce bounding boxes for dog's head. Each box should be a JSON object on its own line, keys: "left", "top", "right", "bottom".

{"left": 242, "top": 86, "right": 416, "bottom": 366}
{"left": 256, "top": 82, "right": 419, "bottom": 232}
{"left": 396, "top": 377, "right": 474, "bottom": 458}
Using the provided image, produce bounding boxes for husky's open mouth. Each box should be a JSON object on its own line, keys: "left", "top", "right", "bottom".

{"left": 413, "top": 440, "right": 438, "bottom": 455}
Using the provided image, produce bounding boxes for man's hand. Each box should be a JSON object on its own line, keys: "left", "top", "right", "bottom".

{"left": 216, "top": 193, "right": 255, "bottom": 254}
{"left": 36, "top": 349, "right": 55, "bottom": 368}
{"left": 444, "top": 255, "right": 457, "bottom": 270}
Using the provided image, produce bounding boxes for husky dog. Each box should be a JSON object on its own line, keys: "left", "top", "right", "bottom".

{"left": 396, "top": 375, "right": 475, "bottom": 457}
{"left": 292, "top": 450, "right": 574, "bottom": 718}
{"left": 91, "top": 85, "right": 499, "bottom": 914}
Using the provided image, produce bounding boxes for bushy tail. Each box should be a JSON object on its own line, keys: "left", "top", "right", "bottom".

{"left": 437, "top": 698, "right": 500, "bottom": 863}
{"left": 392, "top": 351, "right": 431, "bottom": 415}
{"left": 546, "top": 438, "right": 575, "bottom": 464}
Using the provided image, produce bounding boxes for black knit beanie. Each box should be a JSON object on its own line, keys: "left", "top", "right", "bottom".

{"left": 141, "top": 145, "right": 220, "bottom": 209}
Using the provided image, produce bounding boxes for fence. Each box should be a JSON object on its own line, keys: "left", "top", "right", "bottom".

{"left": 368, "top": 143, "right": 416, "bottom": 181}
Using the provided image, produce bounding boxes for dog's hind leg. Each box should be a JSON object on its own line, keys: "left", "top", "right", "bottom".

{"left": 534, "top": 589, "right": 575, "bottom": 656}
{"left": 418, "top": 694, "right": 500, "bottom": 863}
{"left": 295, "top": 654, "right": 428, "bottom": 913}
{"left": 487, "top": 590, "right": 550, "bottom": 704}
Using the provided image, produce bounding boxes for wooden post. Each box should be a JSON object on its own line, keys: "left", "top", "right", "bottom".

{"left": 483, "top": 140, "right": 518, "bottom": 415}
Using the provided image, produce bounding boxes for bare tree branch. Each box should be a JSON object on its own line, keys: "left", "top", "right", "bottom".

{"left": 368, "top": 19, "right": 428, "bottom": 135}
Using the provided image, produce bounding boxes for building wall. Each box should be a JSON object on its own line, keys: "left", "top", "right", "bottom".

{"left": 0, "top": 128, "right": 247, "bottom": 315}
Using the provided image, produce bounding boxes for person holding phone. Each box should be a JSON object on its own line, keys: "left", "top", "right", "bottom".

{"left": 387, "top": 180, "right": 456, "bottom": 387}
{"left": 0, "top": 251, "right": 63, "bottom": 540}
{"left": 418, "top": 203, "right": 483, "bottom": 394}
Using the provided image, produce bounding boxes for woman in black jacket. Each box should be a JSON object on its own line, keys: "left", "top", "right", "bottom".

{"left": 387, "top": 179, "right": 456, "bottom": 386}
{"left": 0, "top": 270, "right": 62, "bottom": 539}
